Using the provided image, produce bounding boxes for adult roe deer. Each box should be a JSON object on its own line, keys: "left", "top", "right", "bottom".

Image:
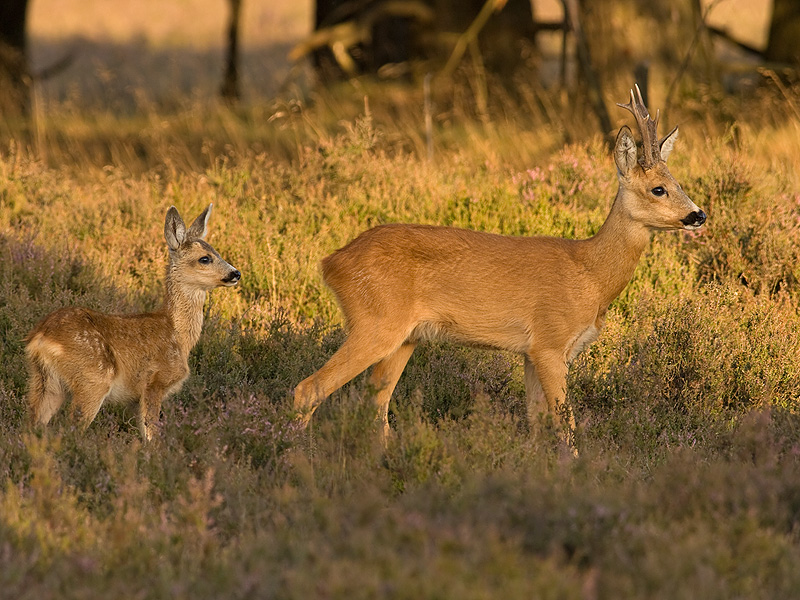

{"left": 294, "top": 86, "right": 706, "bottom": 448}
{"left": 25, "top": 204, "right": 241, "bottom": 441}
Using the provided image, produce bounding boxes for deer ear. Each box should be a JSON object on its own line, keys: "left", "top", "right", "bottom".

{"left": 186, "top": 204, "right": 212, "bottom": 240}
{"left": 659, "top": 125, "right": 678, "bottom": 162}
{"left": 164, "top": 206, "right": 186, "bottom": 250}
{"left": 614, "top": 126, "right": 638, "bottom": 177}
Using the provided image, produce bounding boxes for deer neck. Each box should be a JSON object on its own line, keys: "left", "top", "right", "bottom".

{"left": 162, "top": 271, "right": 207, "bottom": 357}
{"left": 584, "top": 189, "right": 651, "bottom": 307}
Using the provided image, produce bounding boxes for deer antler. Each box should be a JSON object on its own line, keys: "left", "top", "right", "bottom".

{"left": 617, "top": 84, "right": 661, "bottom": 169}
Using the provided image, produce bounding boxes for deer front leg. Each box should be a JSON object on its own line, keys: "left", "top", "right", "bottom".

{"left": 139, "top": 387, "right": 166, "bottom": 442}
{"left": 523, "top": 355, "right": 547, "bottom": 424}
{"left": 525, "top": 349, "right": 575, "bottom": 452}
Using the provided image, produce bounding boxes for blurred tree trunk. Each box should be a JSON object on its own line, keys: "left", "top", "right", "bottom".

{"left": 220, "top": 0, "right": 242, "bottom": 102}
{"left": 0, "top": 0, "right": 30, "bottom": 116}
{"left": 563, "top": 0, "right": 611, "bottom": 139}
{"left": 765, "top": 0, "right": 800, "bottom": 66}
{"left": 689, "top": 0, "right": 717, "bottom": 84}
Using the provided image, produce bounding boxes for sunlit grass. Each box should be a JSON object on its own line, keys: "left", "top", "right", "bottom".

{"left": 2, "top": 45, "right": 800, "bottom": 597}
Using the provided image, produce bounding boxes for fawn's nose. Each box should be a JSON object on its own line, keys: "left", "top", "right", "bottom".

{"left": 681, "top": 210, "right": 706, "bottom": 229}
{"left": 224, "top": 269, "right": 241, "bottom": 284}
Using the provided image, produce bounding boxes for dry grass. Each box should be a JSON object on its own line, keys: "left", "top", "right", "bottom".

{"left": 2, "top": 1, "right": 800, "bottom": 597}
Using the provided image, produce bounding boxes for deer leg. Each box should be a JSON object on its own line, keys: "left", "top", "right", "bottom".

{"left": 139, "top": 386, "right": 166, "bottom": 442}
{"left": 294, "top": 332, "right": 407, "bottom": 425}
{"left": 27, "top": 362, "right": 66, "bottom": 426}
{"left": 526, "top": 350, "right": 575, "bottom": 448}
{"left": 523, "top": 355, "right": 547, "bottom": 425}
{"left": 368, "top": 342, "right": 416, "bottom": 441}
{"left": 69, "top": 377, "right": 113, "bottom": 431}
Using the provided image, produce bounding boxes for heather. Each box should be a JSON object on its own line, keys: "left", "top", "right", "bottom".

{"left": 2, "top": 6, "right": 800, "bottom": 598}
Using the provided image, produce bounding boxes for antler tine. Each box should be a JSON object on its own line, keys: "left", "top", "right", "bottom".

{"left": 633, "top": 84, "right": 646, "bottom": 114}
{"left": 616, "top": 83, "right": 660, "bottom": 169}
{"left": 615, "top": 88, "right": 635, "bottom": 115}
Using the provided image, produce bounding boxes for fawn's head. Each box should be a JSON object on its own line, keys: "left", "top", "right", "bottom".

{"left": 164, "top": 204, "right": 241, "bottom": 290}
{"left": 614, "top": 85, "right": 706, "bottom": 232}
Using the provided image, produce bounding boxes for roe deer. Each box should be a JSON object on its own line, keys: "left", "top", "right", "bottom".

{"left": 294, "top": 86, "right": 706, "bottom": 448}
{"left": 25, "top": 204, "right": 241, "bottom": 441}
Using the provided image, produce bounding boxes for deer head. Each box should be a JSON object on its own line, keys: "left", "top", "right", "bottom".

{"left": 613, "top": 85, "right": 706, "bottom": 231}
{"left": 164, "top": 204, "right": 241, "bottom": 290}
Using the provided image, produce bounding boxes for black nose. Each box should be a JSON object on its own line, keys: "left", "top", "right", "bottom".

{"left": 681, "top": 210, "right": 706, "bottom": 228}
{"left": 224, "top": 269, "right": 241, "bottom": 283}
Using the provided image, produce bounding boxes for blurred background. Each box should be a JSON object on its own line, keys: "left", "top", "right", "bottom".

{"left": 0, "top": 0, "right": 796, "bottom": 166}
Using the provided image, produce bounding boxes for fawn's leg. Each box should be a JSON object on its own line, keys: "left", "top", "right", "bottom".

{"left": 139, "top": 385, "right": 168, "bottom": 442}
{"left": 69, "top": 377, "right": 113, "bottom": 431}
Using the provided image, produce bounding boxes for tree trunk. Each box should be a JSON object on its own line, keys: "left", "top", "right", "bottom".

{"left": 0, "top": 0, "right": 30, "bottom": 116}
{"left": 765, "top": 0, "right": 800, "bottom": 66}
{"left": 220, "top": 0, "right": 242, "bottom": 102}
{"left": 563, "top": 0, "right": 612, "bottom": 141}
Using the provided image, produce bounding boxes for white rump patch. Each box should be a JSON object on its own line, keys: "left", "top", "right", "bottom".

{"left": 27, "top": 334, "right": 65, "bottom": 359}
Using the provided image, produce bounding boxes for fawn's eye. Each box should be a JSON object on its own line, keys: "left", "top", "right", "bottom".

{"left": 198, "top": 255, "right": 212, "bottom": 265}
{"left": 651, "top": 186, "right": 667, "bottom": 197}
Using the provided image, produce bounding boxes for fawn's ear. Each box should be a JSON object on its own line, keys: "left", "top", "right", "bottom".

{"left": 186, "top": 204, "right": 212, "bottom": 240}
{"left": 164, "top": 206, "right": 186, "bottom": 250}
{"left": 659, "top": 125, "right": 679, "bottom": 162}
{"left": 614, "top": 125, "right": 638, "bottom": 178}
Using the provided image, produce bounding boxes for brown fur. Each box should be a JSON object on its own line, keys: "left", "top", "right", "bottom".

{"left": 25, "top": 204, "right": 241, "bottom": 440}
{"left": 294, "top": 91, "right": 706, "bottom": 449}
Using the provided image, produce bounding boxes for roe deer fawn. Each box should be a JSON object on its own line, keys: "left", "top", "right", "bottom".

{"left": 294, "top": 86, "right": 706, "bottom": 448}
{"left": 25, "top": 204, "right": 241, "bottom": 441}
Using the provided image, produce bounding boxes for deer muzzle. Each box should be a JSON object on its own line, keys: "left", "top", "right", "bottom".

{"left": 222, "top": 269, "right": 241, "bottom": 285}
{"left": 681, "top": 210, "right": 706, "bottom": 230}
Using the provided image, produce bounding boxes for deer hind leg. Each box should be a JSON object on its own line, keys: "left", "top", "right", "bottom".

{"left": 294, "top": 330, "right": 409, "bottom": 426}
{"left": 525, "top": 350, "right": 575, "bottom": 448}
{"left": 69, "top": 376, "right": 114, "bottom": 431}
{"left": 368, "top": 342, "right": 416, "bottom": 441}
{"left": 27, "top": 361, "right": 67, "bottom": 426}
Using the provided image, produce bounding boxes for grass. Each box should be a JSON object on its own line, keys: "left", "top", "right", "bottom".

{"left": 3, "top": 18, "right": 800, "bottom": 594}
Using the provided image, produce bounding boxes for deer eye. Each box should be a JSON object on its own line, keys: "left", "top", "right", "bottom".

{"left": 198, "top": 255, "right": 212, "bottom": 265}
{"left": 651, "top": 186, "right": 667, "bottom": 197}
